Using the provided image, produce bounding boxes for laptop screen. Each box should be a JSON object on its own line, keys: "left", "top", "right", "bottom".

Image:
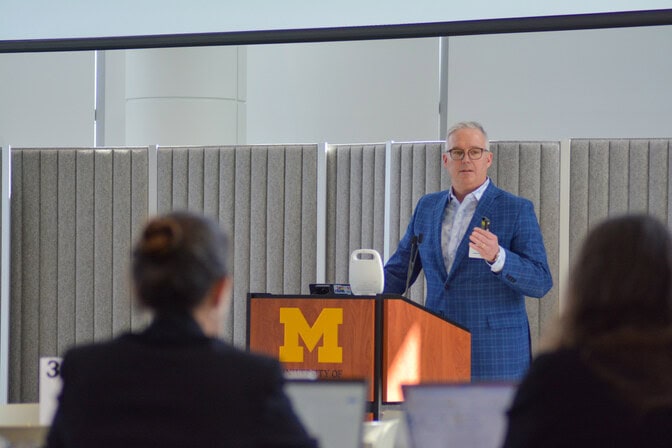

{"left": 402, "top": 382, "right": 517, "bottom": 448}
{"left": 284, "top": 379, "right": 367, "bottom": 448}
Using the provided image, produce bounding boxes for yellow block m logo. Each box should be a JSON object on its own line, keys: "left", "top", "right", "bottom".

{"left": 279, "top": 308, "right": 343, "bottom": 363}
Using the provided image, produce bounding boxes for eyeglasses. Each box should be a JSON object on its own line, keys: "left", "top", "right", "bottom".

{"left": 446, "top": 147, "right": 488, "bottom": 161}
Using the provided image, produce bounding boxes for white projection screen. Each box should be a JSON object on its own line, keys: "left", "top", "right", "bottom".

{"left": 1, "top": 0, "right": 672, "bottom": 51}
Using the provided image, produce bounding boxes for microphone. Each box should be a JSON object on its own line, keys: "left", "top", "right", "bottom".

{"left": 403, "top": 233, "right": 423, "bottom": 297}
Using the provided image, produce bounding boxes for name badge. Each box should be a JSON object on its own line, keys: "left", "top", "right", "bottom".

{"left": 468, "top": 247, "right": 484, "bottom": 259}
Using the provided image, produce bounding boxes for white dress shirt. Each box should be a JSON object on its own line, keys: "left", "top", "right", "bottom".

{"left": 441, "top": 178, "right": 505, "bottom": 274}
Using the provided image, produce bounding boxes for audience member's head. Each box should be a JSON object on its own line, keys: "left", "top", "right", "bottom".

{"left": 132, "top": 212, "right": 231, "bottom": 334}
{"left": 545, "top": 214, "right": 672, "bottom": 410}
{"left": 553, "top": 214, "right": 672, "bottom": 348}
{"left": 48, "top": 212, "right": 317, "bottom": 448}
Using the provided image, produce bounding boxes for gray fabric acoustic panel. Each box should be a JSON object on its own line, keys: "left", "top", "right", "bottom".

{"left": 157, "top": 145, "right": 318, "bottom": 348}
{"left": 9, "top": 147, "right": 149, "bottom": 403}
{"left": 489, "top": 142, "right": 560, "bottom": 354}
{"left": 325, "top": 144, "right": 387, "bottom": 287}
{"left": 387, "top": 142, "right": 447, "bottom": 305}
{"left": 569, "top": 139, "right": 672, "bottom": 265}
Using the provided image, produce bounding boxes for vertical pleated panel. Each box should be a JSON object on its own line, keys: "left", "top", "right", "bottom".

{"left": 628, "top": 141, "right": 649, "bottom": 213}
{"left": 216, "top": 147, "right": 236, "bottom": 342}
{"left": 9, "top": 151, "right": 24, "bottom": 404}
{"left": 56, "top": 151, "right": 77, "bottom": 354}
{"left": 156, "top": 145, "right": 318, "bottom": 347}
{"left": 650, "top": 140, "right": 671, "bottom": 224}
{"left": 387, "top": 142, "right": 446, "bottom": 305}
{"left": 233, "top": 147, "right": 251, "bottom": 345}
{"left": 94, "top": 151, "right": 114, "bottom": 340}
{"left": 490, "top": 142, "right": 560, "bottom": 353}
{"left": 325, "top": 145, "right": 387, "bottom": 288}
{"left": 130, "top": 150, "right": 150, "bottom": 331}
{"left": 9, "top": 147, "right": 149, "bottom": 403}
{"left": 569, "top": 139, "right": 672, "bottom": 265}
{"left": 285, "top": 146, "right": 318, "bottom": 294}
{"left": 608, "top": 140, "right": 629, "bottom": 218}
{"left": 538, "top": 143, "right": 561, "bottom": 349}
{"left": 569, "top": 140, "right": 590, "bottom": 262}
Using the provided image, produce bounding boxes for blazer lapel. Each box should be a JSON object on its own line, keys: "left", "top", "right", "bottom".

{"left": 433, "top": 191, "right": 451, "bottom": 280}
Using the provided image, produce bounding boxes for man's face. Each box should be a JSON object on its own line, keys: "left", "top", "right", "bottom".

{"left": 442, "top": 128, "right": 492, "bottom": 197}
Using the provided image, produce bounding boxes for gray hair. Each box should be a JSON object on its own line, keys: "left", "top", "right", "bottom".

{"left": 446, "top": 121, "right": 489, "bottom": 150}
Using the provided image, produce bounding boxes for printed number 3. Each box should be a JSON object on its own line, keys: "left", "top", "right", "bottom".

{"left": 47, "top": 360, "right": 61, "bottom": 378}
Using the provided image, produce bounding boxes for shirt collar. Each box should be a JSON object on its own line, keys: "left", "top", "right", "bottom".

{"left": 450, "top": 177, "right": 490, "bottom": 203}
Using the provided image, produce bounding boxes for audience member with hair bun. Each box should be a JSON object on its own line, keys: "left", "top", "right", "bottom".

{"left": 503, "top": 214, "right": 672, "bottom": 447}
{"left": 47, "top": 211, "right": 316, "bottom": 448}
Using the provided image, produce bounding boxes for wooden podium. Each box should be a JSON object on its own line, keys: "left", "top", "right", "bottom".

{"left": 247, "top": 293, "right": 471, "bottom": 416}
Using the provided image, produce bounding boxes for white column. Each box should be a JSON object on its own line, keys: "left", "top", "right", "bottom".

{"left": 125, "top": 46, "right": 246, "bottom": 146}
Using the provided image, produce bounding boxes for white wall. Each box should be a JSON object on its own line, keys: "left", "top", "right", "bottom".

{"left": 246, "top": 38, "right": 441, "bottom": 144}
{"left": 3, "top": 25, "right": 672, "bottom": 148}
{"left": 0, "top": 52, "right": 94, "bottom": 147}
{"left": 96, "top": 39, "right": 440, "bottom": 147}
{"left": 445, "top": 25, "right": 672, "bottom": 141}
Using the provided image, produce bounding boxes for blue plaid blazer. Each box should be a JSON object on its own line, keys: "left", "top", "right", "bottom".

{"left": 383, "top": 182, "right": 552, "bottom": 381}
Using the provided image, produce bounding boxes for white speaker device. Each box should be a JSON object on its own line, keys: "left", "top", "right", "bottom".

{"left": 349, "top": 249, "right": 384, "bottom": 295}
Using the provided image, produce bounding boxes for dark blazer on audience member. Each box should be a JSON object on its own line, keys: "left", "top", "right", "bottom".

{"left": 502, "top": 348, "right": 672, "bottom": 447}
{"left": 47, "top": 314, "right": 316, "bottom": 448}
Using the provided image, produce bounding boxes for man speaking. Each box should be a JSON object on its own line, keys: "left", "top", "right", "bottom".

{"left": 383, "top": 121, "right": 552, "bottom": 381}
